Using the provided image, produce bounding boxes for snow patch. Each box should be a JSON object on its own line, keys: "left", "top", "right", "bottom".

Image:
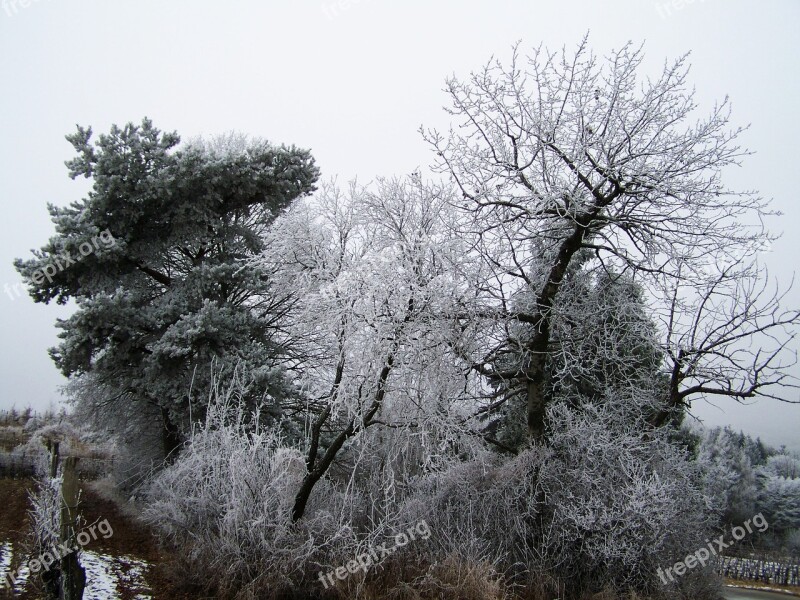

{"left": 81, "top": 550, "right": 152, "bottom": 600}
{"left": 0, "top": 540, "right": 31, "bottom": 593}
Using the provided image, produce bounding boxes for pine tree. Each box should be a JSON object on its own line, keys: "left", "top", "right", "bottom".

{"left": 15, "top": 119, "right": 319, "bottom": 457}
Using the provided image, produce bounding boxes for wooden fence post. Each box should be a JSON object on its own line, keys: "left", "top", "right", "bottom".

{"left": 59, "top": 456, "right": 85, "bottom": 600}
{"left": 40, "top": 440, "right": 86, "bottom": 600}
{"left": 48, "top": 440, "right": 59, "bottom": 479}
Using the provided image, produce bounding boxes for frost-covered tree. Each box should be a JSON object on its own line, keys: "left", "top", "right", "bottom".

{"left": 655, "top": 253, "right": 799, "bottom": 427}
{"left": 258, "top": 176, "right": 482, "bottom": 521}
{"left": 695, "top": 426, "right": 760, "bottom": 523}
{"left": 754, "top": 451, "right": 800, "bottom": 548}
{"left": 424, "top": 37, "right": 796, "bottom": 438}
{"left": 485, "top": 261, "right": 666, "bottom": 450}
{"left": 690, "top": 426, "right": 800, "bottom": 551}
{"left": 764, "top": 453, "right": 800, "bottom": 480}
{"left": 551, "top": 270, "right": 663, "bottom": 402}
{"left": 758, "top": 475, "right": 800, "bottom": 534}
{"left": 15, "top": 119, "right": 319, "bottom": 457}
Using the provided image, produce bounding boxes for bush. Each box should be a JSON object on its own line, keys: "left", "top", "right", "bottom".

{"left": 143, "top": 387, "right": 361, "bottom": 599}
{"left": 395, "top": 401, "right": 719, "bottom": 599}
{"left": 143, "top": 386, "right": 721, "bottom": 599}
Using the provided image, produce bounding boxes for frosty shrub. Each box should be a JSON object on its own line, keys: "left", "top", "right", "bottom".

{"left": 396, "top": 400, "right": 718, "bottom": 599}
{"left": 13, "top": 422, "right": 79, "bottom": 478}
{"left": 142, "top": 381, "right": 362, "bottom": 599}
{"left": 25, "top": 474, "right": 67, "bottom": 597}
{"left": 10, "top": 420, "right": 115, "bottom": 481}
{"left": 28, "top": 476, "right": 62, "bottom": 552}
{"left": 22, "top": 415, "right": 42, "bottom": 433}
{"left": 537, "top": 401, "right": 717, "bottom": 597}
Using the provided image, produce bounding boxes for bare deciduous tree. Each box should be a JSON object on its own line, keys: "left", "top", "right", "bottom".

{"left": 654, "top": 254, "right": 799, "bottom": 427}
{"left": 424, "top": 37, "right": 790, "bottom": 437}
{"left": 260, "top": 177, "right": 479, "bottom": 521}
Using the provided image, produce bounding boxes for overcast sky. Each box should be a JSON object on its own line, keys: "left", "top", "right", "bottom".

{"left": 1, "top": 0, "right": 797, "bottom": 449}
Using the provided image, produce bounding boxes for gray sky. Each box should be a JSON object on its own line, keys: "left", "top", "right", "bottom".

{"left": 1, "top": 0, "right": 798, "bottom": 450}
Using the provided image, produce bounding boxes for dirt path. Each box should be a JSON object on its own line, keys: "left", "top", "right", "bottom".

{"left": 80, "top": 482, "right": 209, "bottom": 599}
{"left": 0, "top": 478, "right": 35, "bottom": 600}
{"left": 0, "top": 476, "right": 195, "bottom": 599}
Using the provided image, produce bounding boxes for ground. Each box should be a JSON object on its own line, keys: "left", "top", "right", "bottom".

{"left": 0, "top": 474, "right": 212, "bottom": 599}
{"left": 0, "top": 416, "right": 218, "bottom": 600}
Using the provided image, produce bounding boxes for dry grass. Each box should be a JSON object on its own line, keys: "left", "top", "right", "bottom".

{"left": 317, "top": 553, "right": 508, "bottom": 600}
{"left": 311, "top": 555, "right": 680, "bottom": 600}
{"left": 407, "top": 554, "right": 508, "bottom": 600}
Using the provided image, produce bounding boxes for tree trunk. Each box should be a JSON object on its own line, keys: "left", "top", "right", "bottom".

{"left": 292, "top": 421, "right": 355, "bottom": 522}
{"left": 526, "top": 363, "right": 549, "bottom": 439}
{"left": 160, "top": 408, "right": 183, "bottom": 463}
{"left": 292, "top": 353, "right": 395, "bottom": 522}
{"left": 648, "top": 351, "right": 686, "bottom": 428}
{"left": 523, "top": 214, "right": 594, "bottom": 438}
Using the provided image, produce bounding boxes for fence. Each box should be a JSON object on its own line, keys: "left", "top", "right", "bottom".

{"left": 0, "top": 452, "right": 36, "bottom": 477}
{"left": 0, "top": 426, "right": 27, "bottom": 451}
{"left": 718, "top": 556, "right": 800, "bottom": 587}
{"left": 0, "top": 412, "right": 113, "bottom": 479}
{"left": 0, "top": 450, "right": 113, "bottom": 479}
